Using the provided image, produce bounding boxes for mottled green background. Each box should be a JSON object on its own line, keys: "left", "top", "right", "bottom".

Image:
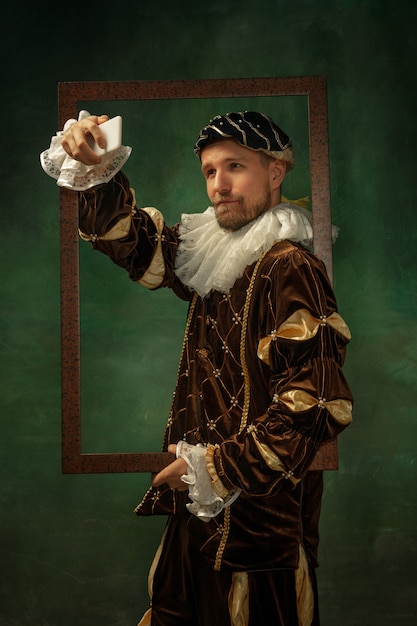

{"left": 1, "top": 1, "right": 416, "bottom": 624}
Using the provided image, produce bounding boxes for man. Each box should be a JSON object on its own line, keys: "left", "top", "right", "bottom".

{"left": 41, "top": 110, "right": 353, "bottom": 625}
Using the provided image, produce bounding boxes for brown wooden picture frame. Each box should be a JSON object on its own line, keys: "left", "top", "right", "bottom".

{"left": 59, "top": 76, "right": 337, "bottom": 474}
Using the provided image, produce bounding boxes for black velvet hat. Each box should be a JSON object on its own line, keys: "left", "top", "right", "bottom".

{"left": 194, "top": 111, "right": 294, "bottom": 170}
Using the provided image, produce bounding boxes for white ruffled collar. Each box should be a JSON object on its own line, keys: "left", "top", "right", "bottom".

{"left": 174, "top": 203, "right": 322, "bottom": 298}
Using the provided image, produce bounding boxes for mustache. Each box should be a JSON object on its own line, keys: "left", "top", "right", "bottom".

{"left": 212, "top": 194, "right": 241, "bottom": 204}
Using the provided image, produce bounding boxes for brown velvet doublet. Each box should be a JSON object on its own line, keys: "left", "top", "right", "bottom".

{"left": 79, "top": 172, "right": 353, "bottom": 574}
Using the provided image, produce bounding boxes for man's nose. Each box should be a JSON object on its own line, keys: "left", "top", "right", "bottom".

{"left": 213, "top": 171, "right": 231, "bottom": 194}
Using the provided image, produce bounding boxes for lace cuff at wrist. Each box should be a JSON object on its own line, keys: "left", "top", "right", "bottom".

{"left": 39, "top": 110, "right": 132, "bottom": 191}
{"left": 176, "top": 441, "right": 241, "bottom": 523}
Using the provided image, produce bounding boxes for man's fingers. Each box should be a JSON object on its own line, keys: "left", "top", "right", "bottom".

{"left": 152, "top": 456, "right": 188, "bottom": 491}
{"left": 61, "top": 117, "right": 105, "bottom": 165}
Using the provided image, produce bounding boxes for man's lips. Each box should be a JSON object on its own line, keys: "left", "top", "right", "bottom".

{"left": 214, "top": 198, "right": 239, "bottom": 207}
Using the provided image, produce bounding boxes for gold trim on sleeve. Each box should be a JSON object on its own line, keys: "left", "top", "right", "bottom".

{"left": 250, "top": 430, "right": 300, "bottom": 486}
{"left": 278, "top": 309, "right": 351, "bottom": 341}
{"left": 257, "top": 335, "right": 272, "bottom": 365}
{"left": 257, "top": 309, "right": 351, "bottom": 365}
{"left": 137, "top": 207, "right": 166, "bottom": 289}
{"left": 206, "top": 445, "right": 230, "bottom": 499}
{"left": 279, "top": 389, "right": 353, "bottom": 425}
{"left": 79, "top": 213, "right": 132, "bottom": 242}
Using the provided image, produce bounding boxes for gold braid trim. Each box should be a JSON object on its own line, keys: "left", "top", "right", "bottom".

{"left": 214, "top": 507, "right": 231, "bottom": 572}
{"left": 238, "top": 250, "right": 269, "bottom": 434}
{"left": 212, "top": 251, "right": 269, "bottom": 572}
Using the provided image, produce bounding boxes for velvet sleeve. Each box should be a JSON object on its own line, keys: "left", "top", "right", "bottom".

{"left": 212, "top": 246, "right": 353, "bottom": 497}
{"left": 78, "top": 171, "right": 191, "bottom": 299}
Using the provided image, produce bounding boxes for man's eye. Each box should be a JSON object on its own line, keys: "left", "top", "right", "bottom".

{"left": 231, "top": 162, "right": 241, "bottom": 169}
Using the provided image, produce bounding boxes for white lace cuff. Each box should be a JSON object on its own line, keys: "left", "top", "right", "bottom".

{"left": 176, "top": 441, "right": 241, "bottom": 522}
{"left": 39, "top": 110, "right": 132, "bottom": 191}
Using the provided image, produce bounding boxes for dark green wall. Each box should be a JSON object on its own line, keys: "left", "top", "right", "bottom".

{"left": 2, "top": 1, "right": 416, "bottom": 624}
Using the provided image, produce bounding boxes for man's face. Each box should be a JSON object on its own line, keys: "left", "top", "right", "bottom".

{"left": 200, "top": 139, "right": 286, "bottom": 231}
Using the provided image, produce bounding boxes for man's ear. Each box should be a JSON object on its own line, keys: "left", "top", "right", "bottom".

{"left": 270, "top": 159, "right": 287, "bottom": 191}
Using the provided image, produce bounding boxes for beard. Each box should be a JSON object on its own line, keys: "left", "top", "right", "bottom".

{"left": 213, "top": 189, "right": 272, "bottom": 232}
